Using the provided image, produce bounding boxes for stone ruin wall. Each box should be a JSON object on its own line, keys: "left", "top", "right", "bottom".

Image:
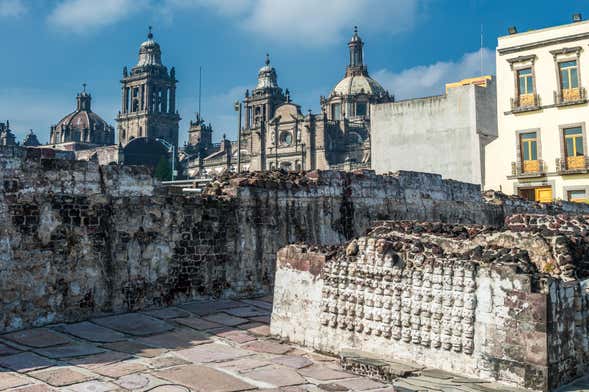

{"left": 3, "top": 145, "right": 589, "bottom": 336}
{"left": 270, "top": 218, "right": 589, "bottom": 391}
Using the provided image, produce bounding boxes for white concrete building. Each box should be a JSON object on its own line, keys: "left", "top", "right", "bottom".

{"left": 371, "top": 77, "right": 497, "bottom": 185}
{"left": 485, "top": 16, "right": 589, "bottom": 203}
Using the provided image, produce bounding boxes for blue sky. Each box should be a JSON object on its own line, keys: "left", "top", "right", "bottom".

{"left": 0, "top": 0, "right": 588, "bottom": 144}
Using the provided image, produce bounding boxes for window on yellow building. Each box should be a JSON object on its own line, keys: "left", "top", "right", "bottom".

{"left": 559, "top": 60, "right": 579, "bottom": 89}
{"left": 564, "top": 127, "right": 584, "bottom": 169}
{"left": 568, "top": 189, "right": 587, "bottom": 203}
{"left": 518, "top": 68, "right": 534, "bottom": 95}
{"left": 520, "top": 131, "right": 538, "bottom": 172}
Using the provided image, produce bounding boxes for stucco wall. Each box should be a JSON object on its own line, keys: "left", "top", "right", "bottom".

{"left": 371, "top": 82, "right": 497, "bottom": 185}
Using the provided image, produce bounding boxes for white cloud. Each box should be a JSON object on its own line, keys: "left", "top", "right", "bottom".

{"left": 373, "top": 48, "right": 496, "bottom": 100}
{"left": 0, "top": 0, "right": 27, "bottom": 17}
{"left": 47, "top": 0, "right": 143, "bottom": 34}
{"left": 163, "top": 0, "right": 422, "bottom": 46}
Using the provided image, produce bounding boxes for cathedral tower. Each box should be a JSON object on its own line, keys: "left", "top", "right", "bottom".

{"left": 117, "top": 27, "right": 180, "bottom": 148}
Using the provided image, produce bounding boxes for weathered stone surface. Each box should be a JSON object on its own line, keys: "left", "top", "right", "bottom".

{"left": 156, "top": 364, "right": 256, "bottom": 392}
{"left": 34, "top": 344, "right": 105, "bottom": 359}
{"left": 65, "top": 380, "right": 120, "bottom": 392}
{"left": 202, "top": 313, "right": 249, "bottom": 327}
{"left": 244, "top": 366, "right": 306, "bottom": 387}
{"left": 2, "top": 328, "right": 72, "bottom": 348}
{"left": 0, "top": 352, "right": 55, "bottom": 373}
{"left": 173, "top": 317, "right": 222, "bottom": 330}
{"left": 55, "top": 322, "right": 127, "bottom": 343}
{"left": 0, "top": 342, "right": 21, "bottom": 355}
{"left": 67, "top": 350, "right": 132, "bottom": 369}
{"left": 92, "top": 314, "right": 172, "bottom": 336}
{"left": 136, "top": 329, "right": 211, "bottom": 349}
{"left": 93, "top": 361, "right": 148, "bottom": 378}
{"left": 28, "top": 367, "right": 93, "bottom": 387}
{"left": 142, "top": 307, "right": 191, "bottom": 320}
{"left": 242, "top": 340, "right": 293, "bottom": 355}
{"left": 224, "top": 306, "right": 271, "bottom": 318}
{"left": 298, "top": 366, "right": 354, "bottom": 381}
{"left": 271, "top": 355, "right": 313, "bottom": 369}
{"left": 175, "top": 343, "right": 251, "bottom": 363}
{"left": 0, "top": 372, "right": 31, "bottom": 390}
{"left": 100, "top": 340, "right": 167, "bottom": 358}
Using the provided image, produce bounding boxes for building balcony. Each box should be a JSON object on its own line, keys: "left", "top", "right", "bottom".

{"left": 554, "top": 87, "right": 587, "bottom": 107}
{"left": 509, "top": 159, "right": 546, "bottom": 178}
{"left": 555, "top": 155, "right": 589, "bottom": 173}
{"left": 510, "top": 93, "right": 541, "bottom": 113}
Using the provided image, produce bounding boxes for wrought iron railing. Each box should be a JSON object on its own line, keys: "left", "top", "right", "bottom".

{"left": 510, "top": 93, "right": 540, "bottom": 112}
{"left": 555, "top": 155, "right": 589, "bottom": 172}
{"left": 511, "top": 159, "right": 546, "bottom": 176}
{"left": 554, "top": 87, "right": 587, "bottom": 105}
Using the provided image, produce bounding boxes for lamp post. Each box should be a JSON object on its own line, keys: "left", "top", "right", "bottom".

{"left": 156, "top": 138, "right": 176, "bottom": 181}
{"left": 234, "top": 100, "right": 242, "bottom": 173}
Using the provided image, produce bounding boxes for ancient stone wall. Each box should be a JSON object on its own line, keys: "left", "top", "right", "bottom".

{"left": 270, "top": 218, "right": 589, "bottom": 391}
{"left": 3, "top": 145, "right": 589, "bottom": 335}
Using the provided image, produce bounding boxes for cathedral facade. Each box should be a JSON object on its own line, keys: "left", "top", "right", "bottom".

{"left": 183, "top": 27, "right": 393, "bottom": 176}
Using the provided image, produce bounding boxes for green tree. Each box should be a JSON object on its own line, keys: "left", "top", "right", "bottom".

{"left": 154, "top": 156, "right": 172, "bottom": 181}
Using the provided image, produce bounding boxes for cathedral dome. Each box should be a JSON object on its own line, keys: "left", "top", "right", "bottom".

{"left": 50, "top": 86, "right": 114, "bottom": 146}
{"left": 331, "top": 74, "right": 387, "bottom": 97}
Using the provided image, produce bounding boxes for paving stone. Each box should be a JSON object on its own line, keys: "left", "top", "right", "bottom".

{"left": 224, "top": 306, "right": 271, "bottom": 318}
{"left": 202, "top": 313, "right": 249, "bottom": 327}
{"left": 249, "top": 315, "right": 271, "bottom": 324}
{"left": 421, "top": 368, "right": 458, "bottom": 380}
{"left": 245, "top": 366, "right": 307, "bottom": 387}
{"left": 179, "top": 300, "right": 243, "bottom": 316}
{"left": 67, "top": 350, "right": 132, "bottom": 370}
{"left": 239, "top": 322, "right": 271, "bottom": 336}
{"left": 0, "top": 342, "right": 21, "bottom": 356}
{"left": 143, "top": 307, "right": 191, "bottom": 320}
{"left": 299, "top": 365, "right": 355, "bottom": 381}
{"left": 92, "top": 314, "right": 173, "bottom": 337}
{"left": 216, "top": 330, "right": 257, "bottom": 343}
{"left": 0, "top": 371, "right": 31, "bottom": 390}
{"left": 175, "top": 342, "right": 251, "bottom": 363}
{"left": 55, "top": 322, "right": 127, "bottom": 343}
{"left": 156, "top": 364, "right": 256, "bottom": 392}
{"left": 34, "top": 343, "right": 106, "bottom": 359}
{"left": 100, "top": 340, "right": 167, "bottom": 358}
{"left": 12, "top": 385, "right": 58, "bottom": 392}
{"left": 242, "top": 340, "right": 293, "bottom": 355}
{"left": 29, "top": 367, "right": 94, "bottom": 387}
{"left": 271, "top": 355, "right": 314, "bottom": 369}
{"left": 240, "top": 299, "right": 274, "bottom": 310}
{"left": 0, "top": 352, "right": 55, "bottom": 373}
{"left": 64, "top": 381, "right": 120, "bottom": 392}
{"left": 2, "top": 328, "right": 72, "bottom": 348}
{"left": 147, "top": 355, "right": 191, "bottom": 369}
{"left": 316, "top": 383, "right": 349, "bottom": 391}
{"left": 173, "top": 316, "right": 222, "bottom": 330}
{"left": 94, "top": 361, "right": 148, "bottom": 378}
{"left": 114, "top": 373, "right": 168, "bottom": 391}
{"left": 214, "top": 357, "right": 272, "bottom": 373}
{"left": 335, "top": 377, "right": 387, "bottom": 391}
{"left": 136, "top": 328, "right": 211, "bottom": 349}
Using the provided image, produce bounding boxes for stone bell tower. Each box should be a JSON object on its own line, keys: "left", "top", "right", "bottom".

{"left": 116, "top": 27, "right": 180, "bottom": 147}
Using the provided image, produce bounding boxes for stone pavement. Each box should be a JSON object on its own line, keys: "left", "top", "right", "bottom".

{"left": 0, "top": 297, "right": 575, "bottom": 391}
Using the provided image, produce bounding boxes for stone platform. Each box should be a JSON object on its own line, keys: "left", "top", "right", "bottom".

{"left": 0, "top": 297, "right": 542, "bottom": 392}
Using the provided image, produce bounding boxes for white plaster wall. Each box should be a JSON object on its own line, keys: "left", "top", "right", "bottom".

{"left": 371, "top": 83, "right": 496, "bottom": 186}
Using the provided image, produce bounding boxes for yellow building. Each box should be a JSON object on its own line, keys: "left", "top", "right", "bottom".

{"left": 485, "top": 16, "right": 589, "bottom": 203}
